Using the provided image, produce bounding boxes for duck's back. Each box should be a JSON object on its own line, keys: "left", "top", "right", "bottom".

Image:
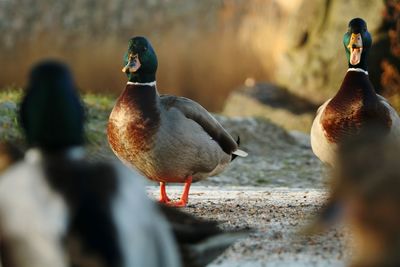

{"left": 0, "top": 150, "right": 181, "bottom": 267}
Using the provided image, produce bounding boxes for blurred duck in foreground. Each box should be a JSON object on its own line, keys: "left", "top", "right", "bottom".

{"left": 0, "top": 61, "right": 180, "bottom": 267}
{"left": 108, "top": 36, "right": 247, "bottom": 207}
{"left": 311, "top": 18, "right": 400, "bottom": 166}
{"left": 307, "top": 132, "right": 400, "bottom": 267}
{"left": 0, "top": 60, "right": 248, "bottom": 267}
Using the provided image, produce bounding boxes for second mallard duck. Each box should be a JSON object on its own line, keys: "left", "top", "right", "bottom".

{"left": 108, "top": 36, "right": 247, "bottom": 207}
{"left": 311, "top": 18, "right": 400, "bottom": 166}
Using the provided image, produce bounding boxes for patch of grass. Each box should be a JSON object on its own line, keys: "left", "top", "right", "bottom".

{"left": 0, "top": 87, "right": 22, "bottom": 102}
{"left": 0, "top": 88, "right": 24, "bottom": 145}
{"left": 83, "top": 92, "right": 116, "bottom": 160}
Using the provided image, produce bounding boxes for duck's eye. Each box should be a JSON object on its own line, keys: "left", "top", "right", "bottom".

{"left": 143, "top": 46, "right": 148, "bottom": 51}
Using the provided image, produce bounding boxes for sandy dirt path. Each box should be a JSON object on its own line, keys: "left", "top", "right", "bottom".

{"left": 147, "top": 186, "right": 350, "bottom": 267}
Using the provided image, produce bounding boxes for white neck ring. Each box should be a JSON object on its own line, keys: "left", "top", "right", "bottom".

{"left": 127, "top": 81, "right": 157, "bottom": 86}
{"left": 347, "top": 68, "right": 368, "bottom": 75}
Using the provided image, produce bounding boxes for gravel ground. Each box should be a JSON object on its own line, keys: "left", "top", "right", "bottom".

{"left": 147, "top": 186, "right": 351, "bottom": 267}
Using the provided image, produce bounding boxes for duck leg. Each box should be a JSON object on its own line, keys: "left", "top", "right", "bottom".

{"left": 169, "top": 176, "right": 193, "bottom": 208}
{"left": 159, "top": 182, "right": 171, "bottom": 203}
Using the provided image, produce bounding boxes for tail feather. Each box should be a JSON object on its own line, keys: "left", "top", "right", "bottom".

{"left": 231, "top": 136, "right": 248, "bottom": 161}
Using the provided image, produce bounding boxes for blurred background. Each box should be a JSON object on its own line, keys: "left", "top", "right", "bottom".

{"left": 1, "top": 0, "right": 400, "bottom": 131}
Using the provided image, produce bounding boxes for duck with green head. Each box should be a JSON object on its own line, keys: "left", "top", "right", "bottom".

{"left": 310, "top": 18, "right": 400, "bottom": 166}
{"left": 108, "top": 36, "right": 247, "bottom": 207}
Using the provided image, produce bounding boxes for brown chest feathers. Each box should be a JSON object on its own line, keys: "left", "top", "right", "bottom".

{"left": 107, "top": 84, "right": 160, "bottom": 156}
{"left": 321, "top": 71, "right": 392, "bottom": 143}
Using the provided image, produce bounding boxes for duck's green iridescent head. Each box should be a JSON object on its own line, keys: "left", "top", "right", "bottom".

{"left": 122, "top": 36, "right": 158, "bottom": 83}
{"left": 343, "top": 18, "right": 372, "bottom": 70}
{"left": 20, "top": 60, "right": 85, "bottom": 151}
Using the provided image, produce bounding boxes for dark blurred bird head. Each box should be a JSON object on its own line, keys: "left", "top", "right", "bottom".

{"left": 343, "top": 18, "right": 372, "bottom": 70}
{"left": 122, "top": 36, "right": 158, "bottom": 83}
{"left": 19, "top": 60, "right": 85, "bottom": 151}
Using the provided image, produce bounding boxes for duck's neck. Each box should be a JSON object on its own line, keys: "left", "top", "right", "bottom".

{"left": 348, "top": 62, "right": 368, "bottom": 72}
{"left": 128, "top": 72, "right": 156, "bottom": 84}
{"left": 127, "top": 81, "right": 157, "bottom": 87}
{"left": 121, "top": 82, "right": 161, "bottom": 123}
{"left": 329, "top": 70, "right": 377, "bottom": 113}
{"left": 347, "top": 68, "right": 368, "bottom": 75}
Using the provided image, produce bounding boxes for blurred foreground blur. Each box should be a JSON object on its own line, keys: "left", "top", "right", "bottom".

{"left": 308, "top": 130, "right": 400, "bottom": 267}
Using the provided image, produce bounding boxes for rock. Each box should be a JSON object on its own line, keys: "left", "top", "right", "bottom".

{"left": 222, "top": 83, "right": 317, "bottom": 132}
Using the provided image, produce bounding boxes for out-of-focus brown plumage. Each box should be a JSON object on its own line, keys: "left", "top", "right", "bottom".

{"left": 310, "top": 131, "right": 400, "bottom": 267}
{"left": 336, "top": 134, "right": 400, "bottom": 267}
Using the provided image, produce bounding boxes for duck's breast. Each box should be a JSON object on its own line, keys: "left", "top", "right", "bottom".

{"left": 107, "top": 85, "right": 161, "bottom": 172}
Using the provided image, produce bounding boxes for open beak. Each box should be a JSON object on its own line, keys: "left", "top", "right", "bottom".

{"left": 122, "top": 53, "right": 141, "bottom": 73}
{"left": 348, "top": 33, "right": 363, "bottom": 65}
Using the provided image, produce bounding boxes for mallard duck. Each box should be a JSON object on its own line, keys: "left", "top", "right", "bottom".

{"left": 0, "top": 61, "right": 248, "bottom": 267}
{"left": 307, "top": 132, "right": 400, "bottom": 267}
{"left": 310, "top": 18, "right": 400, "bottom": 166}
{"left": 107, "top": 36, "right": 247, "bottom": 207}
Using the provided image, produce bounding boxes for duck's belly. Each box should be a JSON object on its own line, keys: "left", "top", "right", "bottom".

{"left": 108, "top": 114, "right": 230, "bottom": 183}
{"left": 310, "top": 100, "right": 338, "bottom": 166}
{"left": 310, "top": 110, "right": 337, "bottom": 166}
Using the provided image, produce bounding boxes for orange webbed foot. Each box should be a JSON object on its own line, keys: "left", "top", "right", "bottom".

{"left": 158, "top": 195, "right": 171, "bottom": 204}
{"left": 158, "top": 177, "right": 192, "bottom": 208}
{"left": 159, "top": 182, "right": 171, "bottom": 204}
